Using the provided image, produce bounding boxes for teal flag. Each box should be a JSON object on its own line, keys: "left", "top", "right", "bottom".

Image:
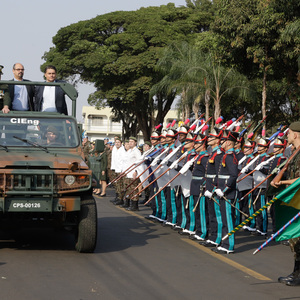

{"left": 274, "top": 178, "right": 300, "bottom": 241}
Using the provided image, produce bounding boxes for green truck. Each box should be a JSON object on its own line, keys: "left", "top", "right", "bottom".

{"left": 0, "top": 81, "right": 97, "bottom": 253}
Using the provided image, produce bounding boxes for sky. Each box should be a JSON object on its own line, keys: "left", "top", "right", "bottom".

{"left": 2, "top": 0, "right": 186, "bottom": 121}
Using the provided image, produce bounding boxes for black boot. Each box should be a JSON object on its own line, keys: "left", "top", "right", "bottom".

{"left": 120, "top": 198, "right": 130, "bottom": 208}
{"left": 110, "top": 193, "right": 119, "bottom": 203}
{"left": 114, "top": 198, "right": 124, "bottom": 206}
{"left": 278, "top": 261, "right": 300, "bottom": 285}
{"left": 127, "top": 200, "right": 139, "bottom": 211}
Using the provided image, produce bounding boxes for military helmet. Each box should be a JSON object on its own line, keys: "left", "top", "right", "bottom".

{"left": 222, "top": 130, "right": 239, "bottom": 142}
{"left": 244, "top": 139, "right": 256, "bottom": 149}
{"left": 194, "top": 133, "right": 207, "bottom": 144}
{"left": 177, "top": 124, "right": 189, "bottom": 135}
{"left": 160, "top": 129, "right": 167, "bottom": 138}
{"left": 209, "top": 126, "right": 223, "bottom": 138}
{"left": 166, "top": 128, "right": 178, "bottom": 138}
{"left": 46, "top": 125, "right": 59, "bottom": 137}
{"left": 151, "top": 130, "right": 161, "bottom": 140}
{"left": 185, "top": 132, "right": 194, "bottom": 142}
{"left": 257, "top": 137, "right": 270, "bottom": 147}
{"left": 274, "top": 137, "right": 287, "bottom": 148}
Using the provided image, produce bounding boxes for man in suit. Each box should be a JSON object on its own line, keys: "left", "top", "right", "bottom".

{"left": 35, "top": 65, "right": 68, "bottom": 115}
{"left": 0, "top": 65, "right": 11, "bottom": 113}
{"left": 8, "top": 63, "right": 35, "bottom": 111}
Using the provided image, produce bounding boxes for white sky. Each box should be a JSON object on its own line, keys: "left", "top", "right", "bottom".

{"left": 2, "top": 0, "right": 186, "bottom": 120}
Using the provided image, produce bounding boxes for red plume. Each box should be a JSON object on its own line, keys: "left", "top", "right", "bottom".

{"left": 155, "top": 124, "right": 162, "bottom": 130}
{"left": 216, "top": 116, "right": 223, "bottom": 124}
{"left": 201, "top": 124, "right": 209, "bottom": 132}
{"left": 226, "top": 119, "right": 233, "bottom": 127}
{"left": 248, "top": 132, "right": 254, "bottom": 139}
{"left": 166, "top": 123, "right": 171, "bottom": 129}
{"left": 188, "top": 124, "right": 196, "bottom": 132}
{"left": 184, "top": 118, "right": 190, "bottom": 125}
{"left": 171, "top": 119, "right": 177, "bottom": 128}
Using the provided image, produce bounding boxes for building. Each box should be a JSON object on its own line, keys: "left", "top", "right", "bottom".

{"left": 81, "top": 106, "right": 178, "bottom": 144}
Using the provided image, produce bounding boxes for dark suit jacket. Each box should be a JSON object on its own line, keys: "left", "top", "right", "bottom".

{"left": 34, "top": 80, "right": 68, "bottom": 115}
{"left": 8, "top": 79, "right": 35, "bottom": 111}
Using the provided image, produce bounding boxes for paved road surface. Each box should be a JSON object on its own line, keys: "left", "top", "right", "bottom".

{"left": 1, "top": 187, "right": 299, "bottom": 300}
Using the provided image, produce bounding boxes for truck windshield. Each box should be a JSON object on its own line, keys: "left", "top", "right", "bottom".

{"left": 0, "top": 115, "right": 79, "bottom": 148}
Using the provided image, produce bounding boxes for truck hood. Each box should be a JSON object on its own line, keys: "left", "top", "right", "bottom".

{"left": 0, "top": 150, "right": 88, "bottom": 169}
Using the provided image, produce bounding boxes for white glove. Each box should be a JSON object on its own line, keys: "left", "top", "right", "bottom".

{"left": 169, "top": 162, "right": 178, "bottom": 169}
{"left": 215, "top": 188, "right": 224, "bottom": 198}
{"left": 204, "top": 190, "right": 213, "bottom": 198}
{"left": 241, "top": 167, "right": 249, "bottom": 173}
{"left": 255, "top": 162, "right": 267, "bottom": 171}
{"left": 160, "top": 159, "right": 167, "bottom": 166}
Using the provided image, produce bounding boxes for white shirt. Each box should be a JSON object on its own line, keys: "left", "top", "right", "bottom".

{"left": 42, "top": 86, "right": 57, "bottom": 112}
{"left": 122, "top": 147, "right": 142, "bottom": 178}
{"left": 12, "top": 79, "right": 28, "bottom": 111}
{"left": 111, "top": 145, "right": 126, "bottom": 172}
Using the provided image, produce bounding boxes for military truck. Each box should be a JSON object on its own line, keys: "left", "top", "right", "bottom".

{"left": 0, "top": 80, "right": 97, "bottom": 253}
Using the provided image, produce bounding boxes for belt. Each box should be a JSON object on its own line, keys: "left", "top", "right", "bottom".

{"left": 206, "top": 174, "right": 216, "bottom": 178}
{"left": 218, "top": 175, "right": 230, "bottom": 179}
{"left": 192, "top": 176, "right": 203, "bottom": 180}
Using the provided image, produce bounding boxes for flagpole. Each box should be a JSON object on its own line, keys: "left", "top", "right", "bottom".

{"left": 221, "top": 197, "right": 279, "bottom": 241}
{"left": 253, "top": 211, "right": 300, "bottom": 255}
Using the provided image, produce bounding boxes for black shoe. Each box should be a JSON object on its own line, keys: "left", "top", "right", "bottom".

{"left": 281, "top": 240, "right": 289, "bottom": 246}
{"left": 189, "top": 234, "right": 205, "bottom": 241}
{"left": 199, "top": 241, "right": 217, "bottom": 247}
{"left": 278, "top": 273, "right": 295, "bottom": 284}
{"left": 285, "top": 275, "right": 300, "bottom": 286}
{"left": 113, "top": 199, "right": 124, "bottom": 206}
{"left": 126, "top": 200, "right": 139, "bottom": 211}
{"left": 279, "top": 261, "right": 300, "bottom": 285}
{"left": 120, "top": 199, "right": 130, "bottom": 208}
{"left": 172, "top": 225, "right": 182, "bottom": 231}
{"left": 211, "top": 246, "right": 234, "bottom": 254}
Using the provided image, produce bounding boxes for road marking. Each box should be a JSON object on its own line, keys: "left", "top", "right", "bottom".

{"left": 183, "top": 239, "right": 271, "bottom": 281}
{"left": 115, "top": 206, "right": 271, "bottom": 281}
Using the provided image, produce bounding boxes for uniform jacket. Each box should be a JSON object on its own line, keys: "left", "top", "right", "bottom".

{"left": 34, "top": 80, "right": 68, "bottom": 115}
{"left": 216, "top": 148, "right": 239, "bottom": 199}
{"left": 190, "top": 150, "right": 209, "bottom": 196}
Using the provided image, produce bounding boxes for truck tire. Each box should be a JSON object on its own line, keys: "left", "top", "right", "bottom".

{"left": 75, "top": 196, "right": 98, "bottom": 253}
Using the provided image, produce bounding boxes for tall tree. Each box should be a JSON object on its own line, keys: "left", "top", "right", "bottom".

{"left": 153, "top": 41, "right": 250, "bottom": 122}
{"left": 42, "top": 4, "right": 212, "bottom": 139}
{"left": 211, "top": 0, "right": 300, "bottom": 126}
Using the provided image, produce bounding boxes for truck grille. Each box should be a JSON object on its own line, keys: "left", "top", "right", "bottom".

{"left": 0, "top": 173, "right": 54, "bottom": 194}
{"left": 0, "top": 171, "right": 91, "bottom": 194}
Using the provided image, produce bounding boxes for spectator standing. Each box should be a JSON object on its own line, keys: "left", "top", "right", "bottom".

{"left": 8, "top": 63, "right": 35, "bottom": 111}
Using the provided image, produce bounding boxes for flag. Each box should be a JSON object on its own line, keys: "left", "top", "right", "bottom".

{"left": 274, "top": 178, "right": 300, "bottom": 241}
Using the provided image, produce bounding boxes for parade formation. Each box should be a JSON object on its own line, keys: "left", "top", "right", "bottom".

{"left": 90, "top": 116, "right": 300, "bottom": 287}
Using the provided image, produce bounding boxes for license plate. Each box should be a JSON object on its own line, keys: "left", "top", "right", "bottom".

{"left": 7, "top": 199, "right": 51, "bottom": 212}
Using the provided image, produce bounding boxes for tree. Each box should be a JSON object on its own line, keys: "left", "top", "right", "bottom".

{"left": 153, "top": 41, "right": 250, "bottom": 123}
{"left": 211, "top": 0, "right": 300, "bottom": 127}
{"left": 42, "top": 4, "right": 212, "bottom": 139}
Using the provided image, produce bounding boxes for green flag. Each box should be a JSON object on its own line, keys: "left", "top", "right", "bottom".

{"left": 274, "top": 178, "right": 300, "bottom": 241}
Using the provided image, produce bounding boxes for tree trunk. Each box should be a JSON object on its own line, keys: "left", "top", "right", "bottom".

{"left": 205, "top": 89, "right": 210, "bottom": 121}
{"left": 214, "top": 93, "right": 221, "bottom": 122}
{"left": 192, "top": 98, "right": 199, "bottom": 120}
{"left": 262, "top": 70, "right": 267, "bottom": 137}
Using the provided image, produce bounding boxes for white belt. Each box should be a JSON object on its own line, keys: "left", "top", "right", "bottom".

{"left": 218, "top": 175, "right": 230, "bottom": 179}
{"left": 206, "top": 174, "right": 216, "bottom": 178}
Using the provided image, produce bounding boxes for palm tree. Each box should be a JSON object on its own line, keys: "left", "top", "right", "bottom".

{"left": 152, "top": 41, "right": 250, "bottom": 122}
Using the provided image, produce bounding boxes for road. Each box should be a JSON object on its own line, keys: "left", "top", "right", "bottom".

{"left": 0, "top": 187, "right": 299, "bottom": 300}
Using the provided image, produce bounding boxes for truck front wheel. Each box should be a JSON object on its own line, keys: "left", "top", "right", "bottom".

{"left": 75, "top": 196, "right": 98, "bottom": 253}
